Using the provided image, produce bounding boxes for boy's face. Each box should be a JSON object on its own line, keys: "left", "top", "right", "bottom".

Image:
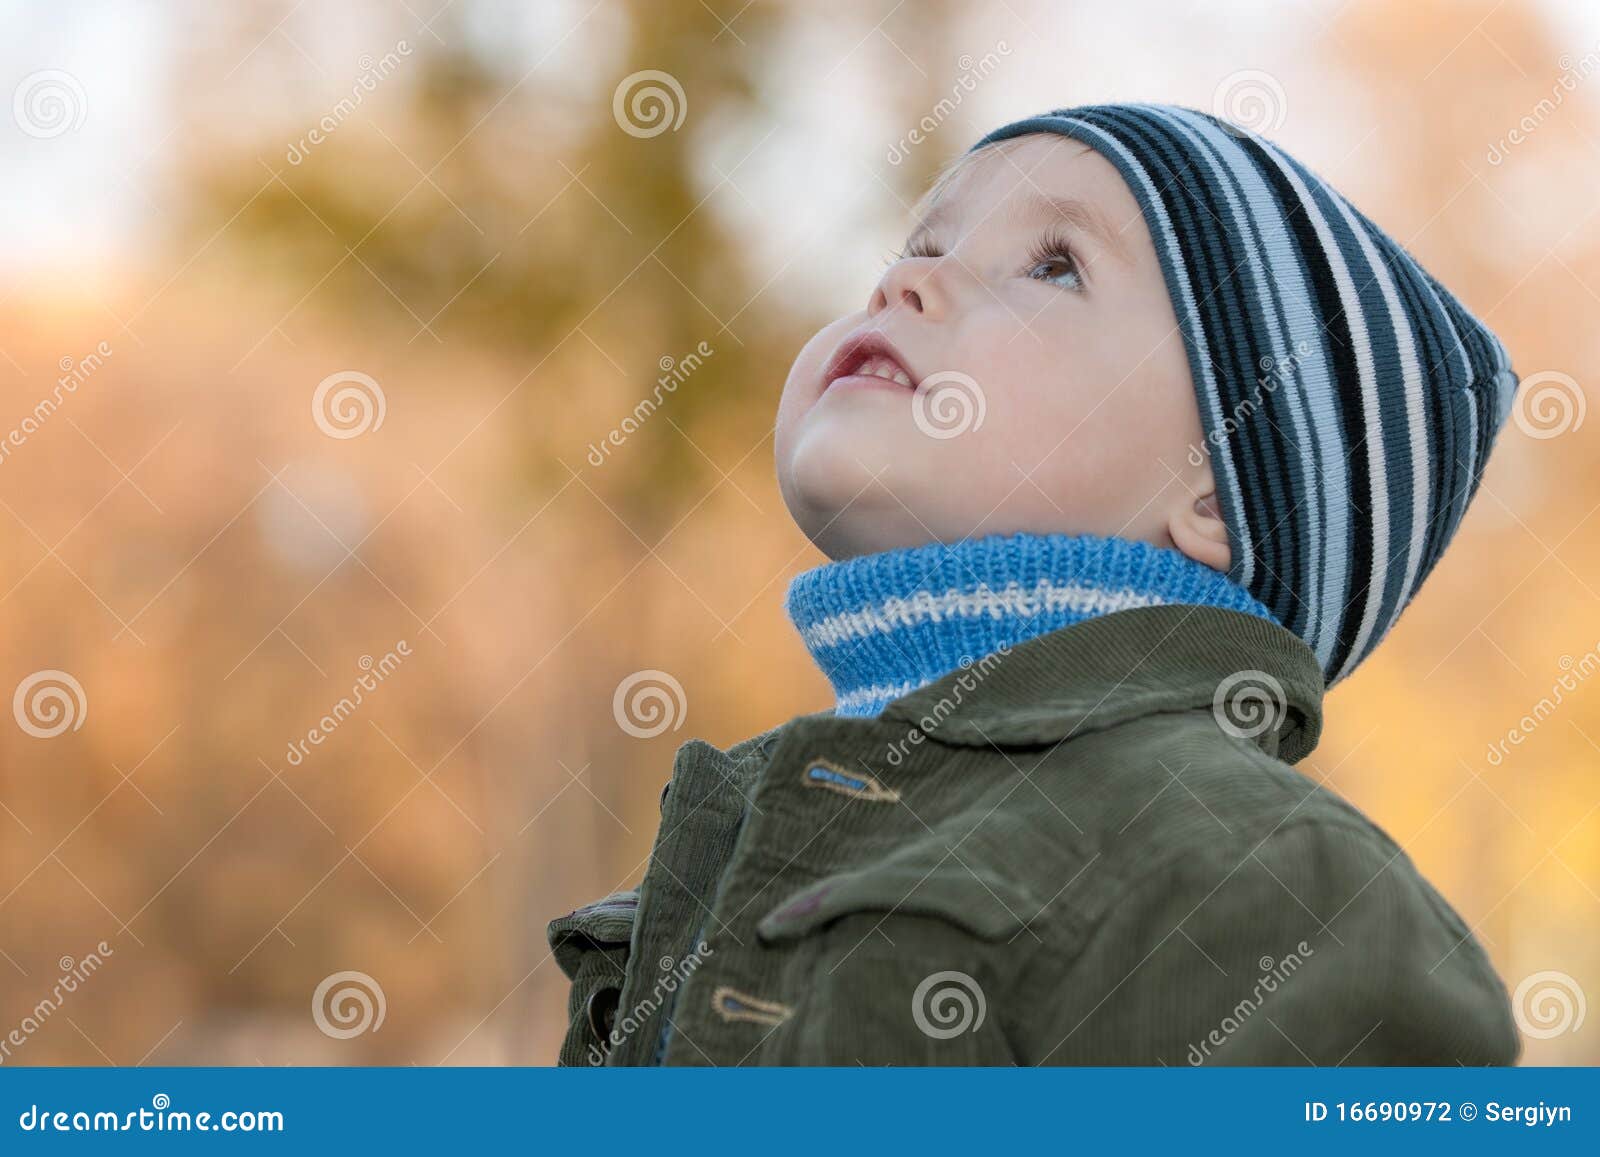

{"left": 774, "top": 133, "right": 1229, "bottom": 569}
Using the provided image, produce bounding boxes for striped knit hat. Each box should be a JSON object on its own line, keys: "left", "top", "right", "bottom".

{"left": 969, "top": 103, "right": 1520, "bottom": 687}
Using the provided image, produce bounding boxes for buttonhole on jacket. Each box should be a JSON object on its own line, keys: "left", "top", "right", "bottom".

{"left": 711, "top": 984, "right": 792, "bottom": 1027}
{"left": 802, "top": 759, "right": 900, "bottom": 803}
{"left": 773, "top": 881, "right": 833, "bottom": 922}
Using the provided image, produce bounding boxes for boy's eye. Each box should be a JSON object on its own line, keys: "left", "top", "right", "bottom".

{"left": 1024, "top": 228, "right": 1084, "bottom": 291}
{"left": 885, "top": 228, "right": 1084, "bottom": 291}
{"left": 1025, "top": 254, "right": 1082, "bottom": 288}
{"left": 888, "top": 237, "right": 941, "bottom": 263}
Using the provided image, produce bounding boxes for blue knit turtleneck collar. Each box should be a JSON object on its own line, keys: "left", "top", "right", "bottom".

{"left": 784, "top": 531, "right": 1280, "bottom": 718}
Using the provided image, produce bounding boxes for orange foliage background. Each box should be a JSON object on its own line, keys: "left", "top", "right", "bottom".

{"left": 0, "top": 0, "right": 1596, "bottom": 1064}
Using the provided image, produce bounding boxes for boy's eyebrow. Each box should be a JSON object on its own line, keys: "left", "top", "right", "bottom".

{"left": 1011, "top": 190, "right": 1130, "bottom": 264}
{"left": 905, "top": 190, "right": 1130, "bottom": 265}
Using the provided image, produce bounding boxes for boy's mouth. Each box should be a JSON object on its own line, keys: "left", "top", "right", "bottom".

{"left": 822, "top": 332, "right": 919, "bottom": 393}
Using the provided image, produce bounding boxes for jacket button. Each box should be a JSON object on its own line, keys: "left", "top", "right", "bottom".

{"left": 587, "top": 985, "right": 621, "bottom": 1048}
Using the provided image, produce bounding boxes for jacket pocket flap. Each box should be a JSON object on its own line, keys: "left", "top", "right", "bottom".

{"left": 547, "top": 888, "right": 639, "bottom": 951}
{"left": 756, "top": 864, "right": 1031, "bottom": 944}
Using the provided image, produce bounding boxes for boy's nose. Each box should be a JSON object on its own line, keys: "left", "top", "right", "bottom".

{"left": 869, "top": 256, "right": 944, "bottom": 319}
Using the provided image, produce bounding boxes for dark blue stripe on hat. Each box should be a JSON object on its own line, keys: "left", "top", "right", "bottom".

{"left": 1387, "top": 245, "right": 1456, "bottom": 577}
{"left": 1239, "top": 135, "right": 1371, "bottom": 673}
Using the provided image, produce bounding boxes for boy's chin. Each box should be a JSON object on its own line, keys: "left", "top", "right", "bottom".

{"left": 792, "top": 513, "right": 943, "bottom": 562}
{"left": 781, "top": 462, "right": 974, "bottom": 561}
{"left": 781, "top": 424, "right": 929, "bottom": 498}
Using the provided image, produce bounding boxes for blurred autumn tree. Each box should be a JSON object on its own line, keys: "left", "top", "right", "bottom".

{"left": 182, "top": 1, "right": 795, "bottom": 528}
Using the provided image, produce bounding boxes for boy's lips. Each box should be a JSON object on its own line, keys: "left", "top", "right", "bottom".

{"left": 822, "top": 331, "right": 920, "bottom": 394}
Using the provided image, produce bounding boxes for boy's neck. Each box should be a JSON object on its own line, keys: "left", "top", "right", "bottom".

{"left": 783, "top": 531, "right": 1278, "bottom": 718}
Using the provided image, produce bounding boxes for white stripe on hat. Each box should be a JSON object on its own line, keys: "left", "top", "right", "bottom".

{"left": 1319, "top": 187, "right": 1432, "bottom": 683}
{"left": 1255, "top": 139, "right": 1394, "bottom": 680}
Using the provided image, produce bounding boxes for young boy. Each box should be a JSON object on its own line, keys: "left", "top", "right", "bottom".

{"left": 549, "top": 103, "right": 1524, "bottom": 1066}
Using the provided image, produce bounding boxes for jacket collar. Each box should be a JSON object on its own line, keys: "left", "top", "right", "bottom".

{"left": 875, "top": 603, "right": 1325, "bottom": 764}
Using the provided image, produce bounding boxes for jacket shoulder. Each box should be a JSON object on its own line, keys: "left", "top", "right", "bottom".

{"left": 967, "top": 710, "right": 1518, "bottom": 1059}
{"left": 1008, "top": 706, "right": 1392, "bottom": 889}
{"left": 1008, "top": 797, "right": 1522, "bottom": 1064}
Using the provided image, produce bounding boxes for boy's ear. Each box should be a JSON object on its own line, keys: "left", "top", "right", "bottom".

{"left": 1168, "top": 480, "right": 1232, "bottom": 573}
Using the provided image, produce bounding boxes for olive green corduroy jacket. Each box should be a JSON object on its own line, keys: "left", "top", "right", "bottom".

{"left": 547, "top": 605, "right": 1522, "bottom": 1067}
